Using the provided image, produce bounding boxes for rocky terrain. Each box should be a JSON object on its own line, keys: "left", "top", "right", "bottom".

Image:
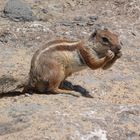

{"left": 0, "top": 0, "right": 140, "bottom": 139}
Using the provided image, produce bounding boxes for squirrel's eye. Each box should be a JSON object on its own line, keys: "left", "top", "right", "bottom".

{"left": 102, "top": 37, "right": 109, "bottom": 43}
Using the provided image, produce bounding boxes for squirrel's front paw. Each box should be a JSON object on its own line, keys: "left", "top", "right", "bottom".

{"left": 106, "top": 50, "right": 115, "bottom": 61}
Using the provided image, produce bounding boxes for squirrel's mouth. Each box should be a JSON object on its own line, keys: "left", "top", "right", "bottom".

{"left": 110, "top": 45, "right": 122, "bottom": 54}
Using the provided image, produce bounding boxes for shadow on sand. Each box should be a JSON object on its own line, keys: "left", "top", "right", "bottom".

{"left": 0, "top": 81, "right": 93, "bottom": 98}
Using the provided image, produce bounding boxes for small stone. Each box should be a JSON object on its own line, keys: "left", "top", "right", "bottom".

{"left": 41, "top": 8, "right": 48, "bottom": 14}
{"left": 88, "top": 16, "right": 98, "bottom": 22}
{"left": 131, "top": 32, "right": 136, "bottom": 36}
{"left": 74, "top": 16, "right": 84, "bottom": 21}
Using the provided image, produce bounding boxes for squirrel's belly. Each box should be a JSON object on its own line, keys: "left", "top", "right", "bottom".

{"left": 69, "top": 52, "right": 86, "bottom": 73}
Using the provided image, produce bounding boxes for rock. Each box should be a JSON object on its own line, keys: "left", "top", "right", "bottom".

{"left": 88, "top": 16, "right": 98, "bottom": 22}
{"left": 3, "top": 0, "right": 36, "bottom": 22}
{"left": 73, "top": 16, "right": 87, "bottom": 26}
{"left": 0, "top": 76, "right": 18, "bottom": 91}
{"left": 0, "top": 30, "right": 13, "bottom": 43}
{"left": 41, "top": 8, "right": 48, "bottom": 14}
{"left": 0, "top": 121, "right": 29, "bottom": 135}
{"left": 87, "top": 16, "right": 98, "bottom": 26}
{"left": 73, "top": 16, "right": 85, "bottom": 22}
{"left": 0, "top": 46, "right": 31, "bottom": 94}
{"left": 0, "top": 103, "right": 46, "bottom": 135}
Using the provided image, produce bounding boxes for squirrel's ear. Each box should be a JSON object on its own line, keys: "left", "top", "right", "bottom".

{"left": 88, "top": 29, "right": 97, "bottom": 41}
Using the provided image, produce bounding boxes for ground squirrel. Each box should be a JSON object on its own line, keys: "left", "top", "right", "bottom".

{"left": 23, "top": 28, "right": 122, "bottom": 97}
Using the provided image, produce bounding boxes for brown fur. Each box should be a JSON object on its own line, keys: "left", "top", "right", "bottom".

{"left": 23, "top": 29, "right": 122, "bottom": 96}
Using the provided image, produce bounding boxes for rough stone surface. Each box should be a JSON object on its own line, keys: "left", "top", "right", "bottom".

{"left": 3, "top": 0, "right": 35, "bottom": 21}
{"left": 0, "top": 0, "right": 140, "bottom": 139}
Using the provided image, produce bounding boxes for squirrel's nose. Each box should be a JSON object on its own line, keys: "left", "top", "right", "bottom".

{"left": 117, "top": 45, "right": 121, "bottom": 50}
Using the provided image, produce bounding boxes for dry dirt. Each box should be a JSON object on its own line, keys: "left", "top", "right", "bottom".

{"left": 0, "top": 0, "right": 140, "bottom": 140}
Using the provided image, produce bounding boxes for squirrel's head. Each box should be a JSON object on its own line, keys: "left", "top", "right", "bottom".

{"left": 89, "top": 28, "right": 122, "bottom": 57}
